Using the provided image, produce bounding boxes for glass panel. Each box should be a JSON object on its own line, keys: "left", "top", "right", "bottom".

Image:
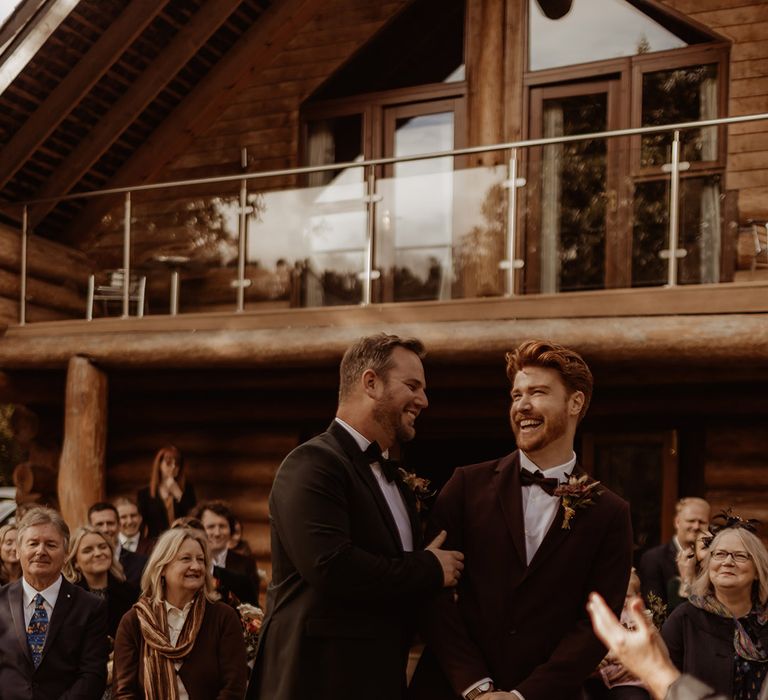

{"left": 245, "top": 167, "right": 367, "bottom": 308}
{"left": 632, "top": 175, "right": 721, "bottom": 286}
{"left": 641, "top": 64, "right": 719, "bottom": 168}
{"left": 529, "top": 0, "right": 688, "bottom": 72}
{"left": 536, "top": 92, "right": 608, "bottom": 293}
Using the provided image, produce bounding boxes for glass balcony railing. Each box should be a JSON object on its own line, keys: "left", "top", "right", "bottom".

{"left": 1, "top": 112, "right": 766, "bottom": 324}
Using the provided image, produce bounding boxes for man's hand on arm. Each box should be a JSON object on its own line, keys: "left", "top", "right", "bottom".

{"left": 425, "top": 530, "right": 464, "bottom": 587}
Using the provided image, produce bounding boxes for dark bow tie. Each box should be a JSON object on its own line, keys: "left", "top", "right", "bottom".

{"left": 520, "top": 468, "right": 560, "bottom": 495}
{"left": 364, "top": 441, "right": 400, "bottom": 483}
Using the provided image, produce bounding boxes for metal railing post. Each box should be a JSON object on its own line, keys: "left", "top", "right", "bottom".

{"left": 20, "top": 206, "right": 28, "bottom": 325}
{"left": 362, "top": 165, "right": 377, "bottom": 306}
{"left": 236, "top": 147, "right": 249, "bottom": 313}
{"left": 666, "top": 130, "right": 682, "bottom": 286}
{"left": 502, "top": 149, "right": 526, "bottom": 296}
{"left": 122, "top": 191, "right": 131, "bottom": 318}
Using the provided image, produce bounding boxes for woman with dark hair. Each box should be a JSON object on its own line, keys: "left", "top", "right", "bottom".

{"left": 137, "top": 446, "right": 197, "bottom": 538}
{"left": 63, "top": 526, "right": 138, "bottom": 638}
{"left": 0, "top": 523, "right": 21, "bottom": 584}
{"left": 113, "top": 527, "right": 247, "bottom": 699}
{"left": 662, "top": 515, "right": 768, "bottom": 700}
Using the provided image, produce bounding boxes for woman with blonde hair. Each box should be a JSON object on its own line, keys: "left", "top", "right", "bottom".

{"left": 137, "top": 445, "right": 197, "bottom": 538}
{"left": 64, "top": 526, "right": 138, "bottom": 637}
{"left": 662, "top": 516, "right": 768, "bottom": 700}
{"left": 0, "top": 523, "right": 21, "bottom": 584}
{"left": 113, "top": 526, "right": 247, "bottom": 699}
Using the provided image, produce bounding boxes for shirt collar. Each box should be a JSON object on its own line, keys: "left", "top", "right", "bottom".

{"left": 519, "top": 450, "right": 577, "bottom": 481}
{"left": 119, "top": 532, "right": 138, "bottom": 546}
{"left": 164, "top": 599, "right": 194, "bottom": 616}
{"left": 22, "top": 574, "right": 63, "bottom": 610}
{"left": 211, "top": 548, "right": 227, "bottom": 568}
{"left": 334, "top": 418, "right": 390, "bottom": 458}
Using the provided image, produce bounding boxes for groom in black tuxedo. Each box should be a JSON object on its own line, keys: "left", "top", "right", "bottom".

{"left": 249, "top": 333, "right": 464, "bottom": 700}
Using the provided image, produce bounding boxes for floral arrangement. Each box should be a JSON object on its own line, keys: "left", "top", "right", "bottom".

{"left": 645, "top": 591, "right": 668, "bottom": 629}
{"left": 397, "top": 468, "right": 435, "bottom": 513}
{"left": 553, "top": 474, "right": 603, "bottom": 530}
{"left": 237, "top": 602, "right": 264, "bottom": 666}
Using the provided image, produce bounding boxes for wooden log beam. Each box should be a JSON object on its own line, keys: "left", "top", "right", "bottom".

{"left": 2, "top": 313, "right": 768, "bottom": 369}
{"left": 61, "top": 0, "right": 329, "bottom": 243}
{"left": 28, "top": 0, "right": 246, "bottom": 226}
{"left": 58, "top": 356, "right": 108, "bottom": 527}
{"left": 0, "top": 0, "right": 171, "bottom": 192}
{"left": 0, "top": 224, "right": 92, "bottom": 283}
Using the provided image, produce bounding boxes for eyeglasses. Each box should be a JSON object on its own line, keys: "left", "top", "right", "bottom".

{"left": 710, "top": 549, "right": 751, "bottom": 564}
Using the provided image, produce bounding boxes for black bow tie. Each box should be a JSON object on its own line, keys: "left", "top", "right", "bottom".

{"left": 520, "top": 468, "right": 561, "bottom": 495}
{"left": 364, "top": 441, "right": 400, "bottom": 483}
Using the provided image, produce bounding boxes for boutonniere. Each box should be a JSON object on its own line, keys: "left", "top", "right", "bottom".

{"left": 553, "top": 474, "right": 603, "bottom": 530}
{"left": 397, "top": 468, "right": 435, "bottom": 513}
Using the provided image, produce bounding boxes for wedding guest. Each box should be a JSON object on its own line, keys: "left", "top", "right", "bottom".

{"left": 0, "top": 523, "right": 21, "bottom": 584}
{"left": 229, "top": 516, "right": 255, "bottom": 560}
{"left": 192, "top": 500, "right": 259, "bottom": 605}
{"left": 0, "top": 506, "right": 107, "bottom": 699}
{"left": 137, "top": 446, "right": 197, "bottom": 538}
{"left": 661, "top": 519, "right": 768, "bottom": 699}
{"left": 113, "top": 526, "right": 247, "bottom": 699}
{"left": 89, "top": 502, "right": 147, "bottom": 588}
{"left": 410, "top": 339, "right": 633, "bottom": 700}
{"left": 667, "top": 528, "right": 712, "bottom": 609}
{"left": 639, "top": 498, "right": 710, "bottom": 609}
{"left": 249, "top": 333, "right": 462, "bottom": 700}
{"left": 114, "top": 496, "right": 155, "bottom": 557}
{"left": 63, "top": 526, "right": 138, "bottom": 638}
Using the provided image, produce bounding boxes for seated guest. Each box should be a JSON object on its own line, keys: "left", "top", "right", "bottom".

{"left": 640, "top": 497, "right": 710, "bottom": 609}
{"left": 0, "top": 506, "right": 107, "bottom": 699}
{"left": 229, "top": 516, "right": 254, "bottom": 560}
{"left": 63, "top": 526, "right": 138, "bottom": 638}
{"left": 661, "top": 515, "right": 768, "bottom": 699}
{"left": 113, "top": 526, "right": 247, "bottom": 699}
{"left": 0, "top": 523, "right": 21, "bottom": 584}
{"left": 137, "top": 445, "right": 197, "bottom": 539}
{"left": 192, "top": 500, "right": 259, "bottom": 605}
{"left": 89, "top": 502, "right": 147, "bottom": 588}
{"left": 115, "top": 496, "right": 155, "bottom": 557}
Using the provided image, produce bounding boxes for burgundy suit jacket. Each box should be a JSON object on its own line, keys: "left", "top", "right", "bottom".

{"left": 410, "top": 451, "right": 633, "bottom": 700}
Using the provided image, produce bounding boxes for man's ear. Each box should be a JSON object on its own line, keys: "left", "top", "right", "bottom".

{"left": 361, "top": 368, "right": 379, "bottom": 398}
{"left": 568, "top": 390, "right": 585, "bottom": 417}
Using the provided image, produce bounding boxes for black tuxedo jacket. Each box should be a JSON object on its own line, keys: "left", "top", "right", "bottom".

{"left": 410, "top": 451, "right": 633, "bottom": 700}
{"left": 0, "top": 576, "right": 108, "bottom": 700}
{"left": 119, "top": 548, "right": 148, "bottom": 589}
{"left": 214, "top": 551, "right": 259, "bottom": 607}
{"left": 638, "top": 539, "right": 678, "bottom": 606}
{"left": 248, "top": 420, "right": 443, "bottom": 700}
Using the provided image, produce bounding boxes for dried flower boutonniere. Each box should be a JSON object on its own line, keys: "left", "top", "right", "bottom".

{"left": 397, "top": 468, "right": 436, "bottom": 513}
{"left": 553, "top": 474, "right": 603, "bottom": 530}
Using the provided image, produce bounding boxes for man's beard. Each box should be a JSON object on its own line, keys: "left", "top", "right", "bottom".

{"left": 511, "top": 407, "right": 568, "bottom": 454}
{"left": 373, "top": 393, "right": 416, "bottom": 444}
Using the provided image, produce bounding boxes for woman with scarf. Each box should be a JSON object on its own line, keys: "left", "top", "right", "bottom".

{"left": 112, "top": 526, "right": 247, "bottom": 699}
{"left": 661, "top": 516, "right": 768, "bottom": 700}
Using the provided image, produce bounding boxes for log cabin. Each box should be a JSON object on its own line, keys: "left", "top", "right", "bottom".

{"left": 0, "top": 0, "right": 767, "bottom": 576}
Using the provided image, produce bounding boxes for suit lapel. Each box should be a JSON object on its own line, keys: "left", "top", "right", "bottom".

{"left": 327, "top": 421, "right": 404, "bottom": 552}
{"left": 495, "top": 451, "right": 527, "bottom": 567}
{"left": 9, "top": 580, "right": 33, "bottom": 668}
{"left": 40, "top": 577, "right": 74, "bottom": 664}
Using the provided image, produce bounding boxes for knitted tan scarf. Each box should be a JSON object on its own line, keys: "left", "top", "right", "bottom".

{"left": 134, "top": 593, "right": 206, "bottom": 700}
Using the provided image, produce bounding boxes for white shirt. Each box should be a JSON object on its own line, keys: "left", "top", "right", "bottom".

{"left": 164, "top": 600, "right": 192, "bottom": 700}
{"left": 520, "top": 450, "right": 576, "bottom": 565}
{"left": 119, "top": 532, "right": 140, "bottom": 553}
{"left": 22, "top": 575, "right": 63, "bottom": 628}
{"left": 211, "top": 548, "right": 228, "bottom": 569}
{"left": 334, "top": 418, "right": 414, "bottom": 552}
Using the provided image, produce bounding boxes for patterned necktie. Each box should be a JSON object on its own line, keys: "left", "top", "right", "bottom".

{"left": 519, "top": 468, "right": 561, "bottom": 495}
{"left": 26, "top": 593, "right": 49, "bottom": 668}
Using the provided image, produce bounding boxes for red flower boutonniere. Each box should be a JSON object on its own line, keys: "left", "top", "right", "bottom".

{"left": 397, "top": 468, "right": 435, "bottom": 513}
{"left": 554, "top": 474, "right": 603, "bottom": 530}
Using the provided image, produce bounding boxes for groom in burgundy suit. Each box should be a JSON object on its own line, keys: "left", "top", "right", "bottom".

{"left": 410, "top": 340, "right": 633, "bottom": 700}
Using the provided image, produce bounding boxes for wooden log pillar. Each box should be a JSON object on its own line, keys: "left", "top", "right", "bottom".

{"left": 58, "top": 356, "right": 107, "bottom": 527}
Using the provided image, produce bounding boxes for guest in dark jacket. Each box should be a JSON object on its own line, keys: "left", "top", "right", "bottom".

{"left": 113, "top": 526, "right": 247, "bottom": 699}
{"left": 662, "top": 521, "right": 768, "bottom": 700}
{"left": 0, "top": 523, "right": 21, "bottom": 585}
{"left": 137, "top": 445, "right": 196, "bottom": 538}
{"left": 63, "top": 526, "right": 138, "bottom": 638}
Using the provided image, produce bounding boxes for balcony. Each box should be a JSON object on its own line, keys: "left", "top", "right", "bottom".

{"left": 1, "top": 113, "right": 767, "bottom": 339}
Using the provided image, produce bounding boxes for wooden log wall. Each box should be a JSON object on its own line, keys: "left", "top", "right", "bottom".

{"left": 663, "top": 0, "right": 768, "bottom": 222}
{"left": 0, "top": 223, "right": 92, "bottom": 324}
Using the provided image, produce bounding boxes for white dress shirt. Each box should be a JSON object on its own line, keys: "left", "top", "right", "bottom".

{"left": 211, "top": 548, "right": 228, "bottom": 569}
{"left": 22, "top": 575, "right": 63, "bottom": 628}
{"left": 119, "top": 532, "right": 140, "bottom": 553}
{"left": 165, "top": 600, "right": 192, "bottom": 700}
{"left": 334, "top": 418, "right": 413, "bottom": 552}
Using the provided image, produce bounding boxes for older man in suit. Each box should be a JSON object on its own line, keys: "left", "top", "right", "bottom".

{"left": 0, "top": 506, "right": 107, "bottom": 700}
{"left": 249, "top": 333, "right": 464, "bottom": 700}
{"left": 410, "top": 340, "right": 633, "bottom": 700}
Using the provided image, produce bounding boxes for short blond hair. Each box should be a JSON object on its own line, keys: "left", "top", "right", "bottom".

{"left": 675, "top": 497, "right": 710, "bottom": 515}
{"left": 140, "top": 527, "right": 218, "bottom": 603}
{"left": 691, "top": 527, "right": 768, "bottom": 605}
